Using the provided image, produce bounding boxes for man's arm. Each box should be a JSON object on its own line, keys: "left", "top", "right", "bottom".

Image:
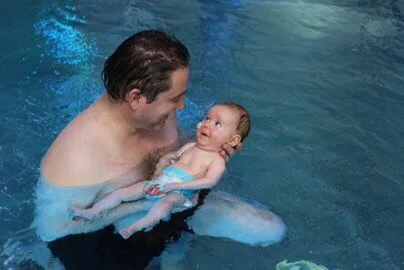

{"left": 165, "top": 158, "right": 226, "bottom": 192}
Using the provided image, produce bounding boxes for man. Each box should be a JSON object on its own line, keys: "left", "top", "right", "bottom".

{"left": 35, "top": 30, "right": 285, "bottom": 269}
{"left": 41, "top": 30, "right": 191, "bottom": 188}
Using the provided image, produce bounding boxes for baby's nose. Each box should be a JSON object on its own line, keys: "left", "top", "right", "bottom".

{"left": 202, "top": 121, "right": 212, "bottom": 129}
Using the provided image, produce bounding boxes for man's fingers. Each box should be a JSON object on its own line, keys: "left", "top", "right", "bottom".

{"left": 220, "top": 141, "right": 244, "bottom": 161}
{"left": 219, "top": 150, "right": 230, "bottom": 161}
{"left": 223, "top": 144, "right": 235, "bottom": 154}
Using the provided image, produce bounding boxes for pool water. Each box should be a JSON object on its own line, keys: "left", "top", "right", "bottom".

{"left": 0, "top": 0, "right": 403, "bottom": 269}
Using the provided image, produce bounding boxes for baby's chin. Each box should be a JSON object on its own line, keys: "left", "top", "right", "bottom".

{"left": 196, "top": 134, "right": 208, "bottom": 144}
{"left": 196, "top": 141, "right": 223, "bottom": 152}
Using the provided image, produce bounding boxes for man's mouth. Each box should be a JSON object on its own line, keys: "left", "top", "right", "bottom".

{"left": 159, "top": 115, "right": 169, "bottom": 125}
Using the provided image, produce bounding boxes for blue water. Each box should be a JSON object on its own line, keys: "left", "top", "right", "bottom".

{"left": 1, "top": 0, "right": 403, "bottom": 269}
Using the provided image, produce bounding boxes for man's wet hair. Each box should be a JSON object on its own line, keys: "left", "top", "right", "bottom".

{"left": 102, "top": 29, "right": 190, "bottom": 103}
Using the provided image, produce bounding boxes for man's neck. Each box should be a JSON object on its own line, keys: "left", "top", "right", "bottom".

{"left": 97, "top": 94, "right": 141, "bottom": 142}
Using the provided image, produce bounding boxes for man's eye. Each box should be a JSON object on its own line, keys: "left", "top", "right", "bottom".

{"left": 172, "top": 96, "right": 181, "bottom": 102}
{"left": 172, "top": 93, "right": 185, "bottom": 103}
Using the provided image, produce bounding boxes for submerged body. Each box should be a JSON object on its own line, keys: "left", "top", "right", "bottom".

{"left": 34, "top": 173, "right": 286, "bottom": 246}
{"left": 33, "top": 170, "right": 153, "bottom": 242}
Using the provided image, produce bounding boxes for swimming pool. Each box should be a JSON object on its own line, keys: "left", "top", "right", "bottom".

{"left": 1, "top": 0, "right": 403, "bottom": 269}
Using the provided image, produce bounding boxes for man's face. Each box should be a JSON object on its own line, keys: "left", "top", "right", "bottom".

{"left": 138, "top": 68, "right": 189, "bottom": 131}
{"left": 196, "top": 105, "right": 240, "bottom": 149}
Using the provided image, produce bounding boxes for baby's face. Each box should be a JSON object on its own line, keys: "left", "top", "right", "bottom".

{"left": 196, "top": 105, "right": 240, "bottom": 150}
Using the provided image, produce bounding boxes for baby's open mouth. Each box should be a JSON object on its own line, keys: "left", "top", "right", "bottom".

{"left": 201, "top": 131, "right": 209, "bottom": 137}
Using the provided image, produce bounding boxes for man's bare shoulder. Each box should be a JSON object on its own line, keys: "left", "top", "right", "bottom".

{"left": 41, "top": 113, "right": 105, "bottom": 187}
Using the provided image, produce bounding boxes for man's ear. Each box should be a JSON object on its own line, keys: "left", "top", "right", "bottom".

{"left": 125, "top": 88, "right": 147, "bottom": 109}
{"left": 228, "top": 135, "right": 241, "bottom": 148}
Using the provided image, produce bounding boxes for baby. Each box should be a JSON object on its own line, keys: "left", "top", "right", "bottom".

{"left": 70, "top": 102, "right": 251, "bottom": 239}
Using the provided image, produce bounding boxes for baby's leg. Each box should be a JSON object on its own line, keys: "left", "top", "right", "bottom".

{"left": 119, "top": 193, "right": 185, "bottom": 239}
{"left": 70, "top": 181, "right": 147, "bottom": 219}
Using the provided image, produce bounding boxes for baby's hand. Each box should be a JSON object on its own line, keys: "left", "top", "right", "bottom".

{"left": 144, "top": 184, "right": 165, "bottom": 197}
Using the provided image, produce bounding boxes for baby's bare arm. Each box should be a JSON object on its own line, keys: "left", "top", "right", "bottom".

{"left": 167, "top": 158, "right": 226, "bottom": 191}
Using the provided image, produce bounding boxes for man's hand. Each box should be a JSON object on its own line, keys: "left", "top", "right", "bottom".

{"left": 153, "top": 152, "right": 178, "bottom": 177}
{"left": 144, "top": 182, "right": 178, "bottom": 196}
{"left": 220, "top": 142, "right": 243, "bottom": 162}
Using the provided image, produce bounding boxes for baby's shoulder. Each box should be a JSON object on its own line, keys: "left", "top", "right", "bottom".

{"left": 206, "top": 152, "right": 225, "bottom": 166}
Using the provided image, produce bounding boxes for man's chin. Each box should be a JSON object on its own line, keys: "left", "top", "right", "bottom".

{"left": 151, "top": 120, "right": 166, "bottom": 131}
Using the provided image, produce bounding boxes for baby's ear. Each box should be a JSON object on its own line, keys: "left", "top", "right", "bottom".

{"left": 228, "top": 135, "right": 241, "bottom": 148}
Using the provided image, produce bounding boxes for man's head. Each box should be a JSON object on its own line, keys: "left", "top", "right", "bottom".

{"left": 196, "top": 102, "right": 251, "bottom": 151}
{"left": 103, "top": 29, "right": 190, "bottom": 103}
{"left": 103, "top": 30, "right": 190, "bottom": 130}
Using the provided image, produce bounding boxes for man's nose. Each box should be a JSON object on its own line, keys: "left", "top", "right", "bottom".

{"left": 175, "top": 96, "right": 185, "bottom": 110}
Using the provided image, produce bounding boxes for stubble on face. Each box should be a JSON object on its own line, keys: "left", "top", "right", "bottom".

{"left": 134, "top": 68, "right": 189, "bottom": 132}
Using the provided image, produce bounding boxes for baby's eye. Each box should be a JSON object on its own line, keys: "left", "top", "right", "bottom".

{"left": 215, "top": 122, "right": 222, "bottom": 128}
{"left": 205, "top": 117, "right": 211, "bottom": 121}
